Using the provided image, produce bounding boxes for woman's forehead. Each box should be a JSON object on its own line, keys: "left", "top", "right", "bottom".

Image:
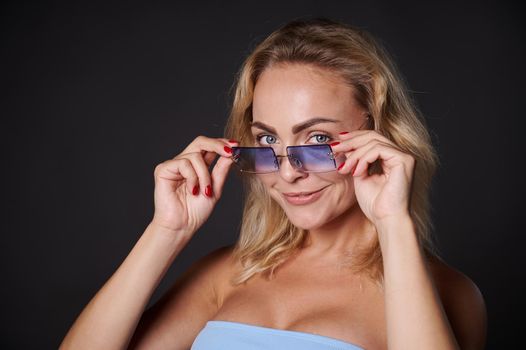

{"left": 252, "top": 64, "right": 363, "bottom": 131}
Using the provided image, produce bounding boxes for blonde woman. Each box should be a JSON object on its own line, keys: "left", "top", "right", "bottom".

{"left": 61, "top": 18, "right": 487, "bottom": 350}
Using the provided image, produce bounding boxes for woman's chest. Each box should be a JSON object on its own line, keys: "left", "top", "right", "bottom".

{"left": 212, "top": 268, "right": 387, "bottom": 349}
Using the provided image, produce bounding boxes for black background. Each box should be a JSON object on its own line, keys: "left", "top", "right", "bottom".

{"left": 2, "top": 1, "right": 524, "bottom": 348}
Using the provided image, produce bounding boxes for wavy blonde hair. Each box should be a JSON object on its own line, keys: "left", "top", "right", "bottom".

{"left": 224, "top": 18, "right": 440, "bottom": 285}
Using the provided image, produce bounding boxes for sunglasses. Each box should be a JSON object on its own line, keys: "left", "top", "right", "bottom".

{"left": 231, "top": 144, "right": 345, "bottom": 174}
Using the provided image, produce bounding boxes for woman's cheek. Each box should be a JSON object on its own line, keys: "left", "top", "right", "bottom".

{"left": 255, "top": 174, "right": 274, "bottom": 190}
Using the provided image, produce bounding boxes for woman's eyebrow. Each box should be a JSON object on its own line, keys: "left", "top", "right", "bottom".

{"left": 251, "top": 117, "right": 340, "bottom": 135}
{"left": 251, "top": 122, "right": 277, "bottom": 134}
{"left": 292, "top": 117, "right": 340, "bottom": 134}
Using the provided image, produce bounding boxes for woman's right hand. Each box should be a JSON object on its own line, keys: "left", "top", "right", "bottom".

{"left": 150, "top": 136, "right": 238, "bottom": 239}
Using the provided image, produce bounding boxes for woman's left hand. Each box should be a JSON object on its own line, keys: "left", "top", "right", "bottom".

{"left": 330, "top": 129, "right": 416, "bottom": 225}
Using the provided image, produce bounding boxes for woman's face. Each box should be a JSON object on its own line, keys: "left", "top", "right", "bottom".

{"left": 251, "top": 63, "right": 368, "bottom": 230}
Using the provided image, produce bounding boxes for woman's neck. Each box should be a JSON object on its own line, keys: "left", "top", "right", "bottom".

{"left": 300, "top": 206, "right": 377, "bottom": 264}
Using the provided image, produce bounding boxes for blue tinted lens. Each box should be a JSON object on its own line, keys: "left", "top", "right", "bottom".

{"left": 287, "top": 144, "right": 338, "bottom": 172}
{"left": 231, "top": 147, "right": 278, "bottom": 173}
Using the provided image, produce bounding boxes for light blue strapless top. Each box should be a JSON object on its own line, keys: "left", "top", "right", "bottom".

{"left": 191, "top": 320, "right": 364, "bottom": 350}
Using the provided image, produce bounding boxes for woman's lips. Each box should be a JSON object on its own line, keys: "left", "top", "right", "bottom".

{"left": 282, "top": 187, "right": 327, "bottom": 205}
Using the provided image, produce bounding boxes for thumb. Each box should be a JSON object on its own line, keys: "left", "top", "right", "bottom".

{"left": 210, "top": 156, "right": 235, "bottom": 199}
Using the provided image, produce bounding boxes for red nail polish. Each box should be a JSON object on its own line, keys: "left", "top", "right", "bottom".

{"left": 224, "top": 146, "right": 232, "bottom": 154}
{"left": 337, "top": 162, "right": 345, "bottom": 170}
{"left": 330, "top": 141, "right": 340, "bottom": 147}
{"left": 192, "top": 185, "right": 199, "bottom": 195}
{"left": 228, "top": 139, "right": 238, "bottom": 143}
{"left": 339, "top": 131, "right": 349, "bottom": 135}
{"left": 205, "top": 185, "right": 213, "bottom": 197}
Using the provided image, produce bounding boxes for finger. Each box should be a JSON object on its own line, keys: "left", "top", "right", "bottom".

{"left": 351, "top": 143, "right": 405, "bottom": 177}
{"left": 331, "top": 130, "right": 396, "bottom": 154}
{"left": 337, "top": 139, "right": 393, "bottom": 175}
{"left": 203, "top": 152, "right": 217, "bottom": 166}
{"left": 208, "top": 139, "right": 238, "bottom": 199}
{"left": 338, "top": 129, "right": 371, "bottom": 139}
{"left": 180, "top": 136, "right": 235, "bottom": 161}
{"left": 154, "top": 158, "right": 199, "bottom": 195}
{"left": 202, "top": 138, "right": 239, "bottom": 166}
{"left": 210, "top": 155, "right": 235, "bottom": 199}
{"left": 220, "top": 137, "right": 239, "bottom": 145}
{"left": 181, "top": 152, "right": 214, "bottom": 197}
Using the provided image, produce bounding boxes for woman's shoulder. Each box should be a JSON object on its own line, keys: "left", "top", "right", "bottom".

{"left": 193, "top": 244, "right": 238, "bottom": 281}
{"left": 427, "top": 255, "right": 488, "bottom": 349}
{"left": 427, "top": 255, "right": 485, "bottom": 306}
{"left": 195, "top": 244, "right": 239, "bottom": 288}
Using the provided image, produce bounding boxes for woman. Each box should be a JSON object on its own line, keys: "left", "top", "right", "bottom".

{"left": 61, "top": 18, "right": 487, "bottom": 349}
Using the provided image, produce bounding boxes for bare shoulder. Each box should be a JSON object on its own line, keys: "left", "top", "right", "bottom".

{"left": 190, "top": 244, "right": 236, "bottom": 277}
{"left": 206, "top": 244, "right": 241, "bottom": 303}
{"left": 428, "top": 255, "right": 488, "bottom": 350}
{"left": 184, "top": 244, "right": 238, "bottom": 304}
{"left": 200, "top": 244, "right": 238, "bottom": 278}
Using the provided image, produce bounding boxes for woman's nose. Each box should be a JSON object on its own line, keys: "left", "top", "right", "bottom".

{"left": 278, "top": 155, "right": 308, "bottom": 182}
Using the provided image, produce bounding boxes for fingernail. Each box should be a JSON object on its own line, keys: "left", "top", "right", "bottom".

{"left": 228, "top": 139, "right": 238, "bottom": 143}
{"left": 192, "top": 185, "right": 199, "bottom": 195}
{"left": 339, "top": 131, "right": 349, "bottom": 135}
{"left": 224, "top": 146, "right": 232, "bottom": 154}
{"left": 330, "top": 141, "right": 340, "bottom": 147}
{"left": 205, "top": 185, "right": 213, "bottom": 197}
{"left": 337, "top": 162, "right": 345, "bottom": 171}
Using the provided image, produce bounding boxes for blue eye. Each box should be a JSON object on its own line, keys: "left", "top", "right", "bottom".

{"left": 309, "top": 134, "right": 332, "bottom": 143}
{"left": 256, "top": 134, "right": 277, "bottom": 145}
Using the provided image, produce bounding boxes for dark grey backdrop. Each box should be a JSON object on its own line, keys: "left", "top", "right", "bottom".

{"left": 2, "top": 0, "right": 524, "bottom": 348}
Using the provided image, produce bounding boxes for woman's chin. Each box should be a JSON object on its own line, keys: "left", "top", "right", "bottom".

{"left": 285, "top": 211, "right": 327, "bottom": 230}
{"left": 283, "top": 200, "right": 358, "bottom": 231}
